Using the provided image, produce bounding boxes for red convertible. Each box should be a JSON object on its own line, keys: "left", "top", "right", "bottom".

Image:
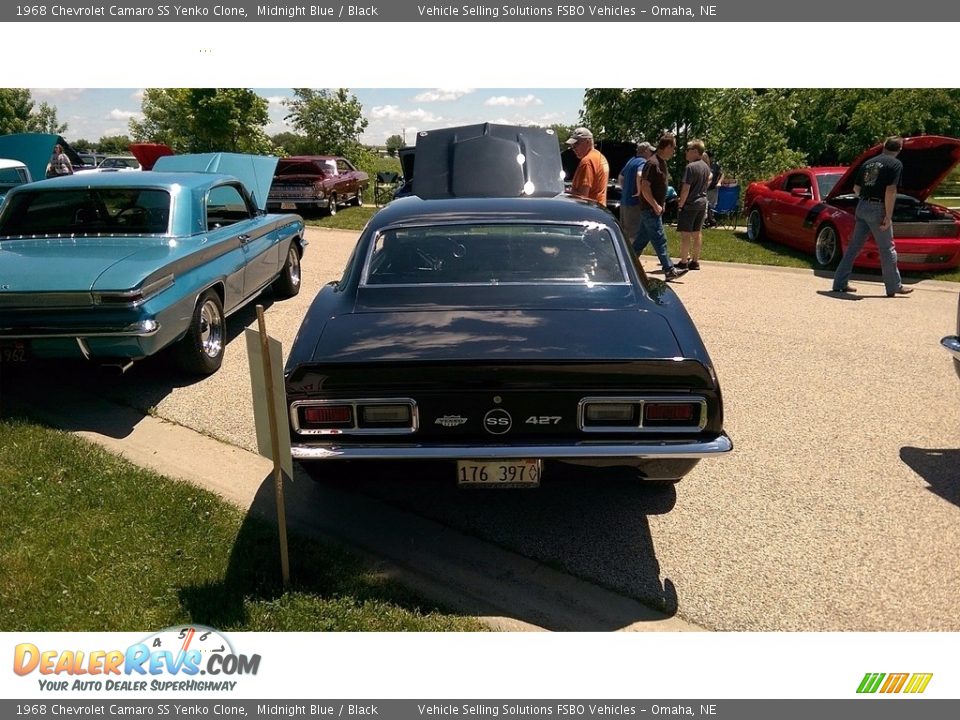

{"left": 744, "top": 135, "right": 960, "bottom": 271}
{"left": 266, "top": 156, "right": 368, "bottom": 216}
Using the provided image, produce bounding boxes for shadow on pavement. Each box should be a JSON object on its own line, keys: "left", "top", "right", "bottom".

{"left": 0, "top": 296, "right": 276, "bottom": 438}
{"left": 900, "top": 446, "right": 960, "bottom": 508}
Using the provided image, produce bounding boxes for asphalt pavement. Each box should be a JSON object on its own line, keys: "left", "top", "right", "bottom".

{"left": 4, "top": 226, "right": 959, "bottom": 631}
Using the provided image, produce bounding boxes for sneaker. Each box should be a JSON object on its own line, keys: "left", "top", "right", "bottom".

{"left": 688, "top": 260, "right": 701, "bottom": 270}
{"left": 887, "top": 286, "right": 914, "bottom": 297}
{"left": 833, "top": 284, "right": 856, "bottom": 293}
{"left": 664, "top": 266, "right": 688, "bottom": 281}
{"left": 675, "top": 260, "right": 689, "bottom": 270}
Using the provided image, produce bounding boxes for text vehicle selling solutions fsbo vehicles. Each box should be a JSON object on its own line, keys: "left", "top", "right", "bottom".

{"left": 284, "top": 124, "right": 731, "bottom": 488}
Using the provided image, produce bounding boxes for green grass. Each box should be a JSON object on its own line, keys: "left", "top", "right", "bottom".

{"left": 303, "top": 205, "right": 378, "bottom": 231}
{"left": 656, "top": 226, "right": 960, "bottom": 283}
{"left": 0, "top": 420, "right": 486, "bottom": 632}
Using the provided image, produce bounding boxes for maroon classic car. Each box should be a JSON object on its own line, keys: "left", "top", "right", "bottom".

{"left": 743, "top": 135, "right": 960, "bottom": 271}
{"left": 266, "top": 156, "right": 368, "bottom": 216}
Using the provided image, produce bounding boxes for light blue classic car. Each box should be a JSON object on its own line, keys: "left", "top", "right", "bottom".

{"left": 0, "top": 153, "right": 306, "bottom": 374}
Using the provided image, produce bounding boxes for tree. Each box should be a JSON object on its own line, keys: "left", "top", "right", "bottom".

{"left": 283, "top": 88, "right": 368, "bottom": 158}
{"left": 129, "top": 89, "right": 273, "bottom": 154}
{"left": 385, "top": 134, "right": 404, "bottom": 157}
{"left": 97, "top": 135, "right": 133, "bottom": 154}
{"left": 0, "top": 89, "right": 67, "bottom": 135}
{"left": 271, "top": 131, "right": 315, "bottom": 156}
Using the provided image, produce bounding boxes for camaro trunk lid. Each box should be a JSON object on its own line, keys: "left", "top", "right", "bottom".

{"left": 308, "top": 308, "right": 683, "bottom": 363}
{"left": 827, "top": 135, "right": 960, "bottom": 202}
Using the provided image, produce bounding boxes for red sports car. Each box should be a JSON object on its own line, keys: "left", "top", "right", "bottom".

{"left": 744, "top": 135, "right": 960, "bottom": 271}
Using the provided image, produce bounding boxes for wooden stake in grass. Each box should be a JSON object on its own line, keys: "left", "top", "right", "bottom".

{"left": 256, "top": 304, "right": 290, "bottom": 589}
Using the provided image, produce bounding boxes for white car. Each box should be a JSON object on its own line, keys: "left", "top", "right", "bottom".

{"left": 0, "top": 158, "right": 32, "bottom": 204}
{"left": 75, "top": 155, "right": 142, "bottom": 173}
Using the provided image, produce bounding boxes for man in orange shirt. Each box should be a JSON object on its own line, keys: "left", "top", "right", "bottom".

{"left": 566, "top": 127, "right": 609, "bottom": 205}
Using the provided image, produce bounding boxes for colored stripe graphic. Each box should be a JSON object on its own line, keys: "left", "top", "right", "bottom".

{"left": 880, "top": 673, "right": 909, "bottom": 693}
{"left": 904, "top": 674, "right": 934, "bottom": 694}
{"left": 857, "top": 672, "right": 932, "bottom": 694}
{"left": 857, "top": 673, "right": 885, "bottom": 693}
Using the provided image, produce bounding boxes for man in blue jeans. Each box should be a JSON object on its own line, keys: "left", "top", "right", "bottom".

{"left": 832, "top": 136, "right": 913, "bottom": 297}
{"left": 634, "top": 134, "right": 687, "bottom": 281}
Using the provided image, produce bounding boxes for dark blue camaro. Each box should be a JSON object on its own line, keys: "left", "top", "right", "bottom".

{"left": 284, "top": 124, "right": 731, "bottom": 487}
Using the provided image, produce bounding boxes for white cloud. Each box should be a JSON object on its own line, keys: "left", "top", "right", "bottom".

{"left": 106, "top": 109, "right": 141, "bottom": 121}
{"left": 130, "top": 89, "right": 145, "bottom": 102}
{"left": 30, "top": 88, "right": 85, "bottom": 101}
{"left": 370, "top": 105, "right": 442, "bottom": 123}
{"left": 264, "top": 95, "right": 288, "bottom": 107}
{"left": 413, "top": 88, "right": 474, "bottom": 102}
{"left": 484, "top": 94, "right": 543, "bottom": 108}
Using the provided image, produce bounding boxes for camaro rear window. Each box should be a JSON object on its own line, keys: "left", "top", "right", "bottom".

{"left": 0, "top": 188, "right": 171, "bottom": 237}
{"left": 364, "top": 223, "right": 627, "bottom": 285}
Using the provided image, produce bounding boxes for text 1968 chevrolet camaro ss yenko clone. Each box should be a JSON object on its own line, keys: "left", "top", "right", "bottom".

{"left": 283, "top": 124, "right": 731, "bottom": 488}
{"left": 0, "top": 153, "right": 305, "bottom": 375}
{"left": 744, "top": 135, "right": 960, "bottom": 271}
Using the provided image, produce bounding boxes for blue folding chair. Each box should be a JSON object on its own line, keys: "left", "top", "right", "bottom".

{"left": 712, "top": 184, "right": 740, "bottom": 229}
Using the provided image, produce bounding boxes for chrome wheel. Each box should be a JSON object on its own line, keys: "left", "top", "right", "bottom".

{"left": 199, "top": 298, "right": 224, "bottom": 359}
{"left": 747, "top": 208, "right": 764, "bottom": 241}
{"left": 287, "top": 245, "right": 301, "bottom": 288}
{"left": 328, "top": 194, "right": 337, "bottom": 216}
{"left": 815, "top": 225, "right": 839, "bottom": 267}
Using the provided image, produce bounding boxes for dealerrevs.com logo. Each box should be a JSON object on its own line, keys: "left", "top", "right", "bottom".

{"left": 13, "top": 626, "right": 260, "bottom": 692}
{"left": 857, "top": 672, "right": 933, "bottom": 694}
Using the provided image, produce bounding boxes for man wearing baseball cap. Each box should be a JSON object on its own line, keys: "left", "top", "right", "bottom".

{"left": 566, "top": 127, "right": 609, "bottom": 205}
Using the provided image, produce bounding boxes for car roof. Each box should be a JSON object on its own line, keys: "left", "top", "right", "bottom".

{"left": 281, "top": 155, "right": 340, "bottom": 161}
{"left": 0, "top": 159, "right": 28, "bottom": 170}
{"left": 370, "top": 194, "right": 618, "bottom": 229}
{"left": 20, "top": 171, "right": 240, "bottom": 191}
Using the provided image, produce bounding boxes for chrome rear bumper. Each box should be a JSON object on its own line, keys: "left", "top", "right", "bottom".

{"left": 291, "top": 433, "right": 733, "bottom": 461}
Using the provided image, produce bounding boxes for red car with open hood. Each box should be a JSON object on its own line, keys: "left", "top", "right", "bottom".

{"left": 744, "top": 135, "right": 960, "bottom": 271}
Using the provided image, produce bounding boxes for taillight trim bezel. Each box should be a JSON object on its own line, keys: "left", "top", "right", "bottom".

{"left": 291, "top": 398, "right": 418, "bottom": 435}
{"left": 578, "top": 396, "right": 708, "bottom": 433}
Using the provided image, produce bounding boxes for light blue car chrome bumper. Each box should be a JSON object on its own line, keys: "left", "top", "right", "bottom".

{"left": 0, "top": 321, "right": 160, "bottom": 339}
{"left": 943, "top": 335, "right": 960, "bottom": 362}
{"left": 291, "top": 433, "right": 733, "bottom": 461}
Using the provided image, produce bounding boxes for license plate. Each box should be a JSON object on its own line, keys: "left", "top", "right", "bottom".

{"left": 0, "top": 340, "right": 28, "bottom": 363}
{"left": 457, "top": 459, "right": 541, "bottom": 488}
{"left": 280, "top": 202, "right": 297, "bottom": 210}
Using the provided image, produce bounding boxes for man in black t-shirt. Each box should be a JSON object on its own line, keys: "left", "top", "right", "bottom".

{"left": 832, "top": 137, "right": 913, "bottom": 297}
{"left": 634, "top": 133, "right": 687, "bottom": 281}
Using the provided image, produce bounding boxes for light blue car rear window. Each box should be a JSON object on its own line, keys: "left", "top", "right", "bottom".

{"left": 0, "top": 188, "right": 171, "bottom": 237}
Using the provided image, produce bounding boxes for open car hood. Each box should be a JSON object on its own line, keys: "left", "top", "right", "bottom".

{"left": 129, "top": 143, "right": 174, "bottom": 171}
{"left": 0, "top": 133, "right": 80, "bottom": 184}
{"left": 827, "top": 135, "right": 960, "bottom": 202}
{"left": 153, "top": 152, "right": 279, "bottom": 212}
{"left": 412, "top": 123, "right": 564, "bottom": 199}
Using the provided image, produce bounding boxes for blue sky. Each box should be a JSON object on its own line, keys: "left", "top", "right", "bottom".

{"left": 29, "top": 88, "right": 587, "bottom": 145}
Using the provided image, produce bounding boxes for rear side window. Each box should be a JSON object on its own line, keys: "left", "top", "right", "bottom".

{"left": 364, "top": 223, "right": 627, "bottom": 286}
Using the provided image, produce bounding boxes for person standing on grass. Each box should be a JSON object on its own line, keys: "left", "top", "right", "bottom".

{"left": 676, "top": 139, "right": 712, "bottom": 271}
{"left": 832, "top": 136, "right": 913, "bottom": 297}
{"left": 634, "top": 133, "right": 687, "bottom": 281}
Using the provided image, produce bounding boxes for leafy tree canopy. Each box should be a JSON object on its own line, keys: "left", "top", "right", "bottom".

{"left": 283, "top": 88, "right": 368, "bottom": 158}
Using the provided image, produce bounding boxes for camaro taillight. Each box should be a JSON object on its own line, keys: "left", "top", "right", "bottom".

{"left": 302, "top": 405, "right": 353, "bottom": 428}
{"left": 584, "top": 402, "right": 638, "bottom": 427}
{"left": 292, "top": 399, "right": 418, "bottom": 435}
{"left": 643, "top": 402, "right": 699, "bottom": 427}
{"left": 359, "top": 404, "right": 412, "bottom": 427}
{"left": 579, "top": 397, "right": 707, "bottom": 432}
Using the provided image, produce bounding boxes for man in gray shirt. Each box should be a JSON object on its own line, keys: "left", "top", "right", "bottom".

{"left": 676, "top": 139, "right": 712, "bottom": 271}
